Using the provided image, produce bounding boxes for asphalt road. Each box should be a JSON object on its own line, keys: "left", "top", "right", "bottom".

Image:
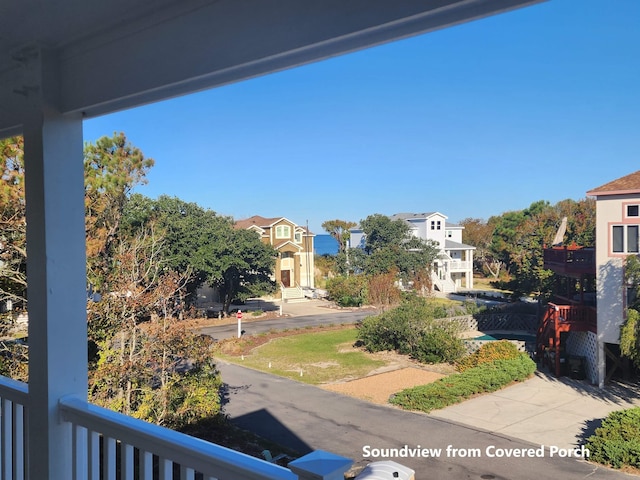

{"left": 198, "top": 311, "right": 373, "bottom": 341}
{"left": 217, "top": 362, "right": 629, "bottom": 480}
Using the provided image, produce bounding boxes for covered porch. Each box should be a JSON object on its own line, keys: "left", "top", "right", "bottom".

{"left": 0, "top": 1, "right": 543, "bottom": 478}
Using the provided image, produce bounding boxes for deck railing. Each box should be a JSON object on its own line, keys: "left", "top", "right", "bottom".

{"left": 448, "top": 260, "right": 471, "bottom": 271}
{"left": 0, "top": 376, "right": 351, "bottom": 480}
{"left": 0, "top": 376, "right": 28, "bottom": 480}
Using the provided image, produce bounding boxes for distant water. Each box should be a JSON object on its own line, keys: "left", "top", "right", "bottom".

{"left": 314, "top": 234, "right": 339, "bottom": 255}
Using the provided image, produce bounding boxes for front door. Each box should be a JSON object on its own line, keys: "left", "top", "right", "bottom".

{"left": 281, "top": 270, "right": 291, "bottom": 288}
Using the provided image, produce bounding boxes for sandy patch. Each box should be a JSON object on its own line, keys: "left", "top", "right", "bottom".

{"left": 322, "top": 367, "right": 444, "bottom": 404}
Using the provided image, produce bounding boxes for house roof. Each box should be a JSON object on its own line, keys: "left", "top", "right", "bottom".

{"left": 390, "top": 212, "right": 447, "bottom": 221}
{"left": 445, "top": 239, "right": 476, "bottom": 250}
{"left": 234, "top": 215, "right": 283, "bottom": 230}
{"left": 587, "top": 170, "right": 640, "bottom": 197}
{"left": 234, "top": 215, "right": 314, "bottom": 234}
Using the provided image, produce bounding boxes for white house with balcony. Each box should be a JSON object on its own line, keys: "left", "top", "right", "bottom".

{"left": 0, "top": 0, "right": 544, "bottom": 478}
{"left": 349, "top": 212, "right": 475, "bottom": 293}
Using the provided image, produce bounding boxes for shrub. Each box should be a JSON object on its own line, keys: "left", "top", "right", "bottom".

{"left": 620, "top": 308, "right": 640, "bottom": 369}
{"left": 413, "top": 326, "right": 466, "bottom": 364}
{"left": 585, "top": 407, "right": 640, "bottom": 469}
{"left": 390, "top": 354, "right": 536, "bottom": 413}
{"left": 326, "top": 275, "right": 368, "bottom": 307}
{"left": 357, "top": 297, "right": 465, "bottom": 363}
{"left": 456, "top": 340, "right": 522, "bottom": 372}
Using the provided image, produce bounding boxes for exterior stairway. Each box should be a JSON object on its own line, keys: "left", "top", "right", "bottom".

{"left": 282, "top": 285, "right": 304, "bottom": 301}
{"left": 536, "top": 303, "right": 597, "bottom": 377}
{"left": 431, "top": 272, "right": 457, "bottom": 293}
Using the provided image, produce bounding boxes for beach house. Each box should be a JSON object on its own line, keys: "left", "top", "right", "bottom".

{"left": 538, "top": 171, "right": 640, "bottom": 387}
{"left": 349, "top": 212, "right": 475, "bottom": 293}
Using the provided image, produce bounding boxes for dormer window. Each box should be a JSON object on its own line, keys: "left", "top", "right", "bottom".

{"left": 275, "top": 225, "right": 291, "bottom": 239}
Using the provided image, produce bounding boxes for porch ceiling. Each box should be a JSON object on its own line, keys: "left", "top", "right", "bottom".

{"left": 0, "top": 0, "right": 544, "bottom": 137}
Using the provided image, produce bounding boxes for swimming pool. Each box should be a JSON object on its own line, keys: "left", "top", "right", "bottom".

{"left": 472, "top": 332, "right": 536, "bottom": 343}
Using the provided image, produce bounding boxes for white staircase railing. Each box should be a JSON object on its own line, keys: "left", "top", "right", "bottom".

{"left": 431, "top": 272, "right": 457, "bottom": 293}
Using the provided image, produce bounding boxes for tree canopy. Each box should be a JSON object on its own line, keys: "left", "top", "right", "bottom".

{"left": 321, "top": 219, "right": 356, "bottom": 253}
{"left": 464, "top": 198, "right": 596, "bottom": 297}
{"left": 348, "top": 214, "right": 440, "bottom": 288}
{"left": 122, "top": 194, "right": 277, "bottom": 313}
{"left": 0, "top": 137, "right": 26, "bottom": 318}
{"left": 85, "top": 132, "right": 155, "bottom": 290}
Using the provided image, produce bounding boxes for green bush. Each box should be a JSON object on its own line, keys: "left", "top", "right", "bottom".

{"left": 585, "top": 407, "right": 640, "bottom": 469}
{"left": 413, "top": 327, "right": 467, "bottom": 364}
{"left": 390, "top": 354, "right": 536, "bottom": 413}
{"left": 326, "top": 275, "right": 368, "bottom": 307}
{"left": 456, "top": 340, "right": 522, "bottom": 372}
{"left": 357, "top": 297, "right": 465, "bottom": 364}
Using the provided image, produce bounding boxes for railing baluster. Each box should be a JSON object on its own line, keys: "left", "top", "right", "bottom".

{"left": 181, "top": 465, "right": 195, "bottom": 480}
{"left": 2, "top": 398, "right": 13, "bottom": 479}
{"left": 159, "top": 456, "right": 172, "bottom": 480}
{"left": 14, "top": 403, "right": 24, "bottom": 480}
{"left": 104, "top": 436, "right": 117, "bottom": 480}
{"left": 140, "top": 450, "right": 153, "bottom": 480}
{"left": 122, "top": 442, "right": 134, "bottom": 480}
{"left": 89, "top": 430, "right": 100, "bottom": 480}
{"left": 73, "top": 425, "right": 88, "bottom": 480}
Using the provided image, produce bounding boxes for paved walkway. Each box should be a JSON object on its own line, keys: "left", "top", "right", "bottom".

{"left": 431, "top": 370, "right": 640, "bottom": 450}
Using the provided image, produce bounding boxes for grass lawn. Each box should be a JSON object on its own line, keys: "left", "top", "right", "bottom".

{"left": 216, "top": 327, "right": 386, "bottom": 384}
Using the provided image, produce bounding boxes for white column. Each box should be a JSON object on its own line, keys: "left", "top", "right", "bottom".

{"left": 22, "top": 47, "right": 88, "bottom": 479}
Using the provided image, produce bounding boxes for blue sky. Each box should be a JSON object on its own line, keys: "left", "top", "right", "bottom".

{"left": 83, "top": 0, "right": 640, "bottom": 235}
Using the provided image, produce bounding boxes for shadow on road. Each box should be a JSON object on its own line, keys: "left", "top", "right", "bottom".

{"left": 220, "top": 383, "right": 313, "bottom": 455}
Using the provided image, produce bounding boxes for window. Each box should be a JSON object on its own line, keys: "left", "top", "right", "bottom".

{"left": 446, "top": 230, "right": 452, "bottom": 238}
{"left": 294, "top": 232, "right": 302, "bottom": 243}
{"left": 275, "top": 225, "right": 291, "bottom": 239}
{"left": 430, "top": 220, "right": 441, "bottom": 231}
{"left": 629, "top": 225, "right": 639, "bottom": 253}
{"left": 628, "top": 205, "right": 639, "bottom": 217}
{"left": 281, "top": 251, "right": 293, "bottom": 259}
{"left": 613, "top": 226, "right": 624, "bottom": 253}
{"left": 612, "top": 225, "right": 640, "bottom": 253}
{"left": 436, "top": 221, "right": 441, "bottom": 230}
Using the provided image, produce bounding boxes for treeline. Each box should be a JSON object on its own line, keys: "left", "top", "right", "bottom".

{"left": 0, "top": 133, "right": 277, "bottom": 428}
{"left": 460, "top": 198, "right": 596, "bottom": 297}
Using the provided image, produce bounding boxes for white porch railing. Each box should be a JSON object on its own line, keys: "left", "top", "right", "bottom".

{"left": 0, "top": 376, "right": 351, "bottom": 480}
{"left": 448, "top": 260, "right": 471, "bottom": 271}
{"left": 0, "top": 375, "right": 28, "bottom": 480}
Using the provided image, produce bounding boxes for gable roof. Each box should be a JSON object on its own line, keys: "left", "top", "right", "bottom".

{"left": 234, "top": 215, "right": 283, "bottom": 229}
{"left": 587, "top": 171, "right": 640, "bottom": 197}
{"left": 390, "top": 212, "right": 447, "bottom": 221}
{"left": 234, "top": 215, "right": 314, "bottom": 234}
